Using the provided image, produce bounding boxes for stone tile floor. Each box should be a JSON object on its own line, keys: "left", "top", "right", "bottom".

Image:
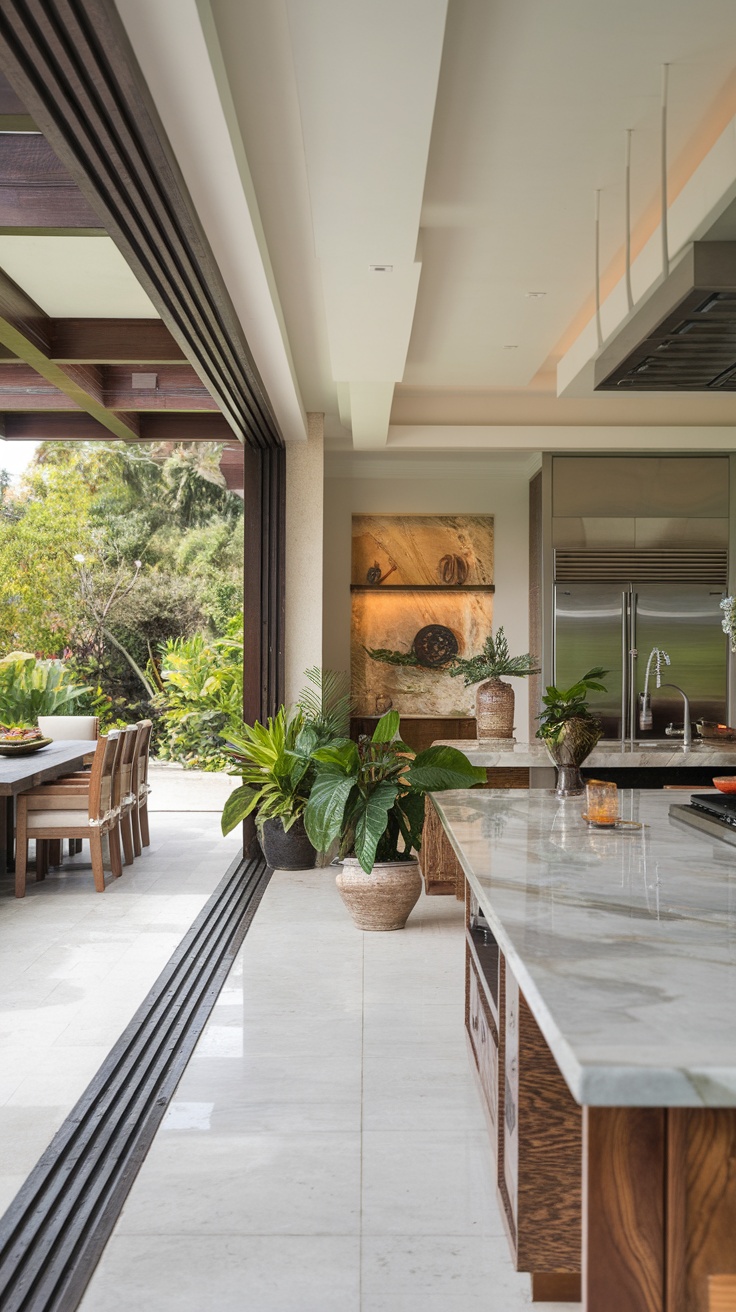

{"left": 76, "top": 866, "right": 581, "bottom": 1312}
{"left": 0, "top": 765, "right": 241, "bottom": 1214}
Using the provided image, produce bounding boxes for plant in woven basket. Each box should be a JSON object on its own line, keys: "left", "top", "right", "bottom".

{"left": 448, "top": 627, "right": 539, "bottom": 742}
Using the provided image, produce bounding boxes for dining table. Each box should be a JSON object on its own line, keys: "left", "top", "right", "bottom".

{"left": 0, "top": 740, "right": 93, "bottom": 879}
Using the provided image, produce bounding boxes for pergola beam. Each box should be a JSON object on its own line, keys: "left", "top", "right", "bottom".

{"left": 0, "top": 362, "right": 218, "bottom": 411}
{"left": 0, "top": 410, "right": 232, "bottom": 442}
{"left": 0, "top": 133, "right": 103, "bottom": 231}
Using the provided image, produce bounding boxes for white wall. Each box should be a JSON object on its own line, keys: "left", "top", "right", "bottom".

{"left": 285, "top": 413, "right": 324, "bottom": 702}
{"left": 323, "top": 451, "right": 535, "bottom": 735}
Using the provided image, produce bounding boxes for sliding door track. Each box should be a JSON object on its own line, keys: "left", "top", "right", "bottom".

{"left": 0, "top": 852, "right": 271, "bottom": 1312}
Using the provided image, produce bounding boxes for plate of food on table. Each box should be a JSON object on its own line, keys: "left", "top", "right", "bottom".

{"left": 0, "top": 726, "right": 53, "bottom": 755}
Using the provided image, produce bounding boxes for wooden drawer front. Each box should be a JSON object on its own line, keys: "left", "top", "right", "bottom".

{"left": 467, "top": 954, "right": 499, "bottom": 1132}
{"left": 501, "top": 966, "right": 582, "bottom": 1275}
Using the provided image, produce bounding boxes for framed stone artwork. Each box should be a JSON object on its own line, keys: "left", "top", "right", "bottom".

{"left": 350, "top": 513, "right": 495, "bottom": 717}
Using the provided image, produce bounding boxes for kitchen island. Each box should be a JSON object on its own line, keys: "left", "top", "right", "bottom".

{"left": 433, "top": 788, "right": 736, "bottom": 1311}
{"left": 421, "top": 739, "right": 736, "bottom": 894}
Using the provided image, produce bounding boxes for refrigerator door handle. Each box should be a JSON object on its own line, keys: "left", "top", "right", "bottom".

{"left": 621, "top": 591, "right": 629, "bottom": 749}
{"left": 629, "top": 591, "right": 638, "bottom": 745}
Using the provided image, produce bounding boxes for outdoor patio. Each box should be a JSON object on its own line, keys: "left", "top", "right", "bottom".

{"left": 0, "top": 765, "right": 240, "bottom": 1215}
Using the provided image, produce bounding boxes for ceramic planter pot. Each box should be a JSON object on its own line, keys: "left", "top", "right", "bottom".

{"left": 476, "top": 677, "right": 515, "bottom": 741}
{"left": 336, "top": 857, "right": 422, "bottom": 931}
{"left": 259, "top": 816, "right": 316, "bottom": 870}
{"left": 543, "top": 717, "right": 603, "bottom": 797}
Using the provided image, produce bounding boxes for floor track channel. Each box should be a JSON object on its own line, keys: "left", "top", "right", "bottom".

{"left": 0, "top": 853, "right": 271, "bottom": 1312}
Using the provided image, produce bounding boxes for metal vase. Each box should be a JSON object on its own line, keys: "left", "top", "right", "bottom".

{"left": 543, "top": 718, "right": 603, "bottom": 797}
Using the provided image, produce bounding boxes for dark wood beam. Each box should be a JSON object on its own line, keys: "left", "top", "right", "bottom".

{"left": 0, "top": 68, "right": 35, "bottom": 130}
{"left": 0, "top": 363, "right": 217, "bottom": 411}
{"left": 0, "top": 410, "right": 233, "bottom": 442}
{"left": 49, "top": 318, "right": 186, "bottom": 364}
{"left": 0, "top": 317, "right": 189, "bottom": 363}
{"left": 0, "top": 1, "right": 281, "bottom": 450}
{"left": 0, "top": 133, "right": 103, "bottom": 231}
{"left": 0, "top": 267, "right": 139, "bottom": 440}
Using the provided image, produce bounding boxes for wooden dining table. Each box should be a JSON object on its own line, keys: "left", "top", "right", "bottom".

{"left": 0, "top": 740, "right": 93, "bottom": 878}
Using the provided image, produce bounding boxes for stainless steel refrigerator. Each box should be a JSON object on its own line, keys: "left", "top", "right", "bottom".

{"left": 554, "top": 582, "right": 728, "bottom": 741}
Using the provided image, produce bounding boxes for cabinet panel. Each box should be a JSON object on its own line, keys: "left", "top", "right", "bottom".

{"left": 466, "top": 951, "right": 500, "bottom": 1137}
{"left": 501, "top": 966, "right": 582, "bottom": 1276}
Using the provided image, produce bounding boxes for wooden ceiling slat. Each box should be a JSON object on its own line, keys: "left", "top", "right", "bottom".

{"left": 0, "top": 410, "right": 232, "bottom": 442}
{"left": 48, "top": 319, "right": 186, "bottom": 364}
{"left": 0, "top": 133, "right": 103, "bottom": 231}
{"left": 0, "top": 0, "right": 283, "bottom": 449}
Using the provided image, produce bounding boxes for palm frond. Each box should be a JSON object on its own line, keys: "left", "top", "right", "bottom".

{"left": 297, "top": 666, "right": 352, "bottom": 738}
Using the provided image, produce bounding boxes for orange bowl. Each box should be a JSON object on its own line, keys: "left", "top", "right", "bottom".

{"left": 712, "top": 777, "right": 736, "bottom": 793}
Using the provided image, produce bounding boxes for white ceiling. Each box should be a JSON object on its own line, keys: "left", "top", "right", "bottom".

{"left": 0, "top": 235, "right": 159, "bottom": 317}
{"left": 121, "top": 0, "right": 736, "bottom": 447}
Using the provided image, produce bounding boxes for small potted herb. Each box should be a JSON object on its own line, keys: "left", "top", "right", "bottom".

{"left": 535, "top": 667, "right": 608, "bottom": 797}
{"left": 449, "top": 627, "right": 539, "bottom": 741}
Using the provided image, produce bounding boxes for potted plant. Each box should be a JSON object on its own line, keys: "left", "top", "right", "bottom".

{"left": 303, "top": 710, "right": 486, "bottom": 930}
{"left": 448, "top": 627, "right": 539, "bottom": 741}
{"left": 220, "top": 668, "right": 351, "bottom": 869}
{"left": 535, "top": 667, "right": 608, "bottom": 797}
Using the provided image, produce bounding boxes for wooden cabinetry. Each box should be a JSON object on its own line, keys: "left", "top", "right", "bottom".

{"left": 465, "top": 889, "right": 581, "bottom": 1302}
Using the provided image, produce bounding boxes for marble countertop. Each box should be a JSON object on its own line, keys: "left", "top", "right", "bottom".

{"left": 433, "top": 739, "right": 736, "bottom": 768}
{"left": 433, "top": 788, "right": 736, "bottom": 1108}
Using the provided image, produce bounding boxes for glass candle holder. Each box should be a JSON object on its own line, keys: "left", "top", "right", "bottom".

{"left": 585, "top": 780, "right": 619, "bottom": 826}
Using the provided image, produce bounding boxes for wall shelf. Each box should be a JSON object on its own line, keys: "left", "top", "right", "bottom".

{"left": 350, "top": 584, "right": 495, "bottom": 592}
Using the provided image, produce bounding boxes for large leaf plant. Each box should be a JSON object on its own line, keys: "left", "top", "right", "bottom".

{"left": 0, "top": 652, "right": 91, "bottom": 728}
{"left": 303, "top": 710, "right": 486, "bottom": 873}
{"left": 220, "top": 668, "right": 351, "bottom": 837}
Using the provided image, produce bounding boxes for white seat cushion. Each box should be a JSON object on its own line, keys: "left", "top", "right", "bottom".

{"left": 37, "top": 716, "right": 98, "bottom": 741}
{"left": 26, "top": 809, "right": 90, "bottom": 829}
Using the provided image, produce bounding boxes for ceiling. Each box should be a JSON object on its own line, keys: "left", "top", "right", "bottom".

{"left": 169, "top": 0, "right": 736, "bottom": 449}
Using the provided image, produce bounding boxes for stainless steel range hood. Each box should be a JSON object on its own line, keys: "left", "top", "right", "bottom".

{"left": 594, "top": 242, "right": 736, "bottom": 391}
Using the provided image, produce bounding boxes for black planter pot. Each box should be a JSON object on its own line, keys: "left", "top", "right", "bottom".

{"left": 259, "top": 816, "right": 317, "bottom": 870}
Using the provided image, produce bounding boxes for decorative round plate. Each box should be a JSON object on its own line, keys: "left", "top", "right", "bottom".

{"left": 0, "top": 736, "right": 52, "bottom": 756}
{"left": 412, "top": 624, "right": 459, "bottom": 668}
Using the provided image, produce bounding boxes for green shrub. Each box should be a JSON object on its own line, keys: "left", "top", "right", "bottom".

{"left": 153, "top": 620, "right": 243, "bottom": 770}
{"left": 0, "top": 653, "right": 91, "bottom": 727}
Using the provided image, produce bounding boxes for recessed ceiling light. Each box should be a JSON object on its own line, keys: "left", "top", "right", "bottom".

{"left": 370, "top": 264, "right": 393, "bottom": 273}
{"left": 503, "top": 344, "right": 519, "bottom": 350}
{"left": 525, "top": 291, "right": 546, "bottom": 298}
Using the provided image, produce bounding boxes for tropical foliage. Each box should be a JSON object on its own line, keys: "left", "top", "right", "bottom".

{"left": 220, "top": 669, "right": 352, "bottom": 836}
{"left": 153, "top": 623, "right": 243, "bottom": 771}
{"left": 0, "top": 440, "right": 244, "bottom": 763}
{"left": 303, "top": 710, "right": 486, "bottom": 873}
{"left": 449, "top": 627, "right": 539, "bottom": 685}
{"left": 535, "top": 667, "right": 608, "bottom": 741}
{"left": 0, "top": 653, "right": 91, "bottom": 728}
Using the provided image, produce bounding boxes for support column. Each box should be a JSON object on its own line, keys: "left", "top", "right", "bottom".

{"left": 285, "top": 412, "right": 324, "bottom": 703}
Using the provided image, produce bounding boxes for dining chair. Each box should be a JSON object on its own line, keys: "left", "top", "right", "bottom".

{"left": 37, "top": 715, "right": 99, "bottom": 741}
{"left": 37, "top": 716, "right": 100, "bottom": 861}
{"left": 131, "top": 719, "right": 153, "bottom": 855}
{"left": 44, "top": 725, "right": 138, "bottom": 868}
{"left": 15, "top": 732, "right": 122, "bottom": 897}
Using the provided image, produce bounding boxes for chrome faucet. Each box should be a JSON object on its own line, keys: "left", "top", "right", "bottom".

{"left": 659, "top": 684, "right": 692, "bottom": 749}
{"left": 638, "top": 648, "right": 670, "bottom": 731}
